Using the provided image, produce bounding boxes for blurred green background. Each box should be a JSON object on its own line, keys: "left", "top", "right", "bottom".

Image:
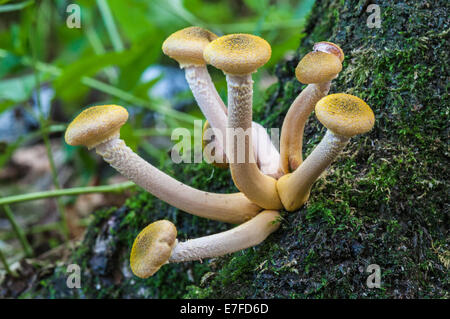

{"left": 0, "top": 0, "right": 314, "bottom": 276}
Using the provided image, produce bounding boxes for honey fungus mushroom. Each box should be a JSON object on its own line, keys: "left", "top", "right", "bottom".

{"left": 277, "top": 93, "right": 375, "bottom": 211}
{"left": 130, "top": 211, "right": 280, "bottom": 278}
{"left": 279, "top": 42, "right": 343, "bottom": 174}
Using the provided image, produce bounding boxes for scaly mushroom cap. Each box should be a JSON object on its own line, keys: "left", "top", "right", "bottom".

{"left": 162, "top": 26, "right": 218, "bottom": 67}
{"left": 313, "top": 41, "right": 344, "bottom": 62}
{"left": 65, "top": 105, "right": 128, "bottom": 149}
{"left": 203, "top": 33, "right": 271, "bottom": 75}
{"left": 315, "top": 93, "right": 375, "bottom": 137}
{"left": 295, "top": 51, "right": 342, "bottom": 84}
{"left": 130, "top": 220, "right": 177, "bottom": 278}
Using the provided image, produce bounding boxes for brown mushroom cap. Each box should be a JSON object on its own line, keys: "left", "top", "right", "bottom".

{"left": 130, "top": 220, "right": 177, "bottom": 278}
{"left": 65, "top": 105, "right": 128, "bottom": 149}
{"left": 313, "top": 41, "right": 344, "bottom": 62}
{"left": 295, "top": 51, "right": 342, "bottom": 84}
{"left": 203, "top": 33, "right": 271, "bottom": 75}
{"left": 315, "top": 93, "right": 375, "bottom": 137}
{"left": 162, "top": 26, "right": 218, "bottom": 67}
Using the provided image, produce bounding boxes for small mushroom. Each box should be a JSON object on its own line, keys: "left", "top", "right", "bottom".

{"left": 130, "top": 220, "right": 177, "bottom": 278}
{"left": 279, "top": 42, "right": 343, "bottom": 174}
{"left": 277, "top": 93, "right": 375, "bottom": 211}
{"left": 65, "top": 105, "right": 261, "bottom": 224}
{"left": 130, "top": 210, "right": 280, "bottom": 278}
{"left": 204, "top": 34, "right": 282, "bottom": 209}
{"left": 162, "top": 26, "right": 228, "bottom": 162}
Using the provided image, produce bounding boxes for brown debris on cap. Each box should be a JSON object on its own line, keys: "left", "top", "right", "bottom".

{"left": 65, "top": 105, "right": 128, "bottom": 149}
{"left": 313, "top": 41, "right": 345, "bottom": 62}
{"left": 162, "top": 26, "right": 218, "bottom": 67}
{"left": 315, "top": 93, "right": 375, "bottom": 137}
{"left": 130, "top": 220, "right": 178, "bottom": 278}
{"left": 203, "top": 33, "right": 271, "bottom": 75}
{"left": 295, "top": 51, "right": 342, "bottom": 84}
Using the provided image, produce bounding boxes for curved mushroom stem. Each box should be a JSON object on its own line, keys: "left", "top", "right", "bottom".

{"left": 184, "top": 66, "right": 228, "bottom": 164}
{"left": 95, "top": 137, "right": 261, "bottom": 224}
{"left": 252, "top": 122, "right": 282, "bottom": 178}
{"left": 186, "top": 66, "right": 280, "bottom": 174}
{"left": 169, "top": 210, "right": 280, "bottom": 262}
{"left": 277, "top": 130, "right": 349, "bottom": 211}
{"left": 226, "top": 74, "right": 282, "bottom": 210}
{"left": 279, "top": 81, "right": 331, "bottom": 174}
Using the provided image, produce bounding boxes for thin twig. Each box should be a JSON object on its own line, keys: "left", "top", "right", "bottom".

{"left": 2, "top": 205, "right": 33, "bottom": 258}
{"left": 96, "top": 0, "right": 124, "bottom": 51}
{"left": 0, "top": 182, "right": 135, "bottom": 206}
{"left": 0, "top": 248, "right": 16, "bottom": 277}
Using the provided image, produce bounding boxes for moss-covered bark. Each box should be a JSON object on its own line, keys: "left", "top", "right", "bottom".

{"left": 3, "top": 0, "right": 448, "bottom": 298}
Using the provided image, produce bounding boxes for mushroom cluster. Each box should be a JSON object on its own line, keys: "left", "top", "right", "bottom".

{"left": 65, "top": 27, "right": 375, "bottom": 278}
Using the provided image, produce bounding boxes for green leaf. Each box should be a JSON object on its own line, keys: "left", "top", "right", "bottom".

{"left": 0, "top": 74, "right": 35, "bottom": 103}
{"left": 53, "top": 51, "right": 130, "bottom": 101}
{"left": 0, "top": 0, "right": 34, "bottom": 12}
{"left": 118, "top": 33, "right": 163, "bottom": 91}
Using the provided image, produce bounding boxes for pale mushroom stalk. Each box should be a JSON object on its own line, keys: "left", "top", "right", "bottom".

{"left": 277, "top": 130, "right": 349, "bottom": 211}
{"left": 130, "top": 210, "right": 281, "bottom": 277}
{"left": 163, "top": 27, "right": 279, "bottom": 170}
{"left": 279, "top": 81, "right": 331, "bottom": 173}
{"left": 204, "top": 34, "right": 282, "bottom": 209}
{"left": 169, "top": 210, "right": 280, "bottom": 262}
{"left": 277, "top": 93, "right": 375, "bottom": 211}
{"left": 184, "top": 65, "right": 229, "bottom": 164}
{"left": 252, "top": 122, "right": 282, "bottom": 178}
{"left": 162, "top": 27, "right": 228, "bottom": 165}
{"left": 65, "top": 105, "right": 261, "bottom": 224}
{"left": 185, "top": 66, "right": 280, "bottom": 174}
{"left": 95, "top": 138, "right": 260, "bottom": 223}
{"left": 203, "top": 118, "right": 282, "bottom": 177}
{"left": 279, "top": 42, "right": 344, "bottom": 174}
{"left": 185, "top": 66, "right": 284, "bottom": 175}
{"left": 226, "top": 73, "right": 282, "bottom": 209}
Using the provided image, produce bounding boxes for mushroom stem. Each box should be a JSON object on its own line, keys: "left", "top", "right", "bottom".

{"left": 279, "top": 81, "right": 331, "bottom": 173}
{"left": 277, "top": 130, "right": 349, "bottom": 211}
{"left": 252, "top": 122, "right": 282, "bottom": 178}
{"left": 186, "top": 66, "right": 280, "bottom": 174}
{"left": 226, "top": 74, "right": 282, "bottom": 209}
{"left": 184, "top": 65, "right": 228, "bottom": 164}
{"left": 95, "top": 137, "right": 261, "bottom": 224}
{"left": 169, "top": 210, "right": 280, "bottom": 262}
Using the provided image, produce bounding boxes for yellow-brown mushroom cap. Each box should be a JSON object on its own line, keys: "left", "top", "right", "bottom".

{"left": 315, "top": 93, "right": 375, "bottom": 137}
{"left": 162, "top": 26, "right": 218, "bottom": 67}
{"left": 130, "top": 220, "right": 177, "bottom": 278}
{"left": 295, "top": 51, "right": 342, "bottom": 84}
{"left": 203, "top": 34, "right": 271, "bottom": 75}
{"left": 65, "top": 105, "right": 128, "bottom": 149}
{"left": 313, "top": 41, "right": 344, "bottom": 62}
